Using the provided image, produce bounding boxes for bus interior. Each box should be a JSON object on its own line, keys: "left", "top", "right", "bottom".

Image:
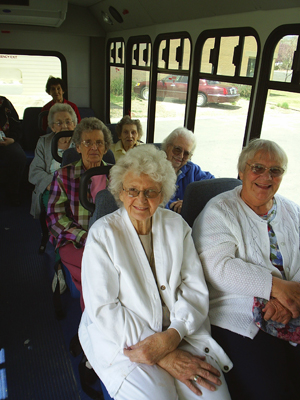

{"left": 0, "top": 0, "right": 299, "bottom": 399}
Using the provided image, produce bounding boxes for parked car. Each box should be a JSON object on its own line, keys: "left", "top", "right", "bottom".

{"left": 134, "top": 75, "right": 240, "bottom": 106}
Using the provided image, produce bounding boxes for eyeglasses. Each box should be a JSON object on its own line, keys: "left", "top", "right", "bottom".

{"left": 81, "top": 140, "right": 106, "bottom": 148}
{"left": 53, "top": 120, "right": 74, "bottom": 127}
{"left": 122, "top": 187, "right": 162, "bottom": 199}
{"left": 246, "top": 163, "right": 285, "bottom": 177}
{"left": 172, "top": 145, "right": 192, "bottom": 159}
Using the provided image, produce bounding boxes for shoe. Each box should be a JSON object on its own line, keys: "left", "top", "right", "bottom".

{"left": 52, "top": 268, "right": 67, "bottom": 294}
{"left": 79, "top": 354, "right": 103, "bottom": 400}
{"left": 70, "top": 333, "right": 83, "bottom": 357}
{"left": 39, "top": 243, "right": 47, "bottom": 254}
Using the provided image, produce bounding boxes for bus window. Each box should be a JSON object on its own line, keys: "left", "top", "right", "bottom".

{"left": 260, "top": 34, "right": 300, "bottom": 204}
{"left": 191, "top": 29, "right": 259, "bottom": 179}
{"left": 240, "top": 36, "right": 258, "bottom": 77}
{"left": 0, "top": 53, "right": 61, "bottom": 117}
{"left": 218, "top": 36, "right": 240, "bottom": 76}
{"left": 153, "top": 35, "right": 191, "bottom": 143}
{"left": 270, "top": 35, "right": 297, "bottom": 83}
{"left": 108, "top": 40, "right": 125, "bottom": 122}
{"left": 130, "top": 39, "right": 151, "bottom": 134}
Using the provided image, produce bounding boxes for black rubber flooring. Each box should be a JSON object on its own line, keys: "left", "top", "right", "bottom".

{"left": 0, "top": 188, "right": 91, "bottom": 400}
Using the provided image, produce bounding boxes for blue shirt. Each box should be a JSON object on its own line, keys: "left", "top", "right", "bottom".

{"left": 166, "top": 161, "right": 215, "bottom": 210}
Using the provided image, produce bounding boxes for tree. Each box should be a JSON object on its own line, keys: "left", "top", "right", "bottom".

{"left": 275, "top": 36, "right": 298, "bottom": 82}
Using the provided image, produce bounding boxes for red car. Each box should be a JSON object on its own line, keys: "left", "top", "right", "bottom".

{"left": 134, "top": 75, "right": 240, "bottom": 107}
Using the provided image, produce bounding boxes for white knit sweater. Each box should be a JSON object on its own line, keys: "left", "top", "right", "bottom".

{"left": 192, "top": 186, "right": 300, "bottom": 339}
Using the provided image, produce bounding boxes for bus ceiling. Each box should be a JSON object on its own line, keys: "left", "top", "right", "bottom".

{"left": 0, "top": 0, "right": 299, "bottom": 32}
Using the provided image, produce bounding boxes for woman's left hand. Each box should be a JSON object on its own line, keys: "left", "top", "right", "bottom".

{"left": 170, "top": 200, "right": 183, "bottom": 214}
{"left": 158, "top": 349, "right": 222, "bottom": 396}
{"left": 123, "top": 328, "right": 181, "bottom": 365}
{"left": 0, "top": 137, "right": 14, "bottom": 146}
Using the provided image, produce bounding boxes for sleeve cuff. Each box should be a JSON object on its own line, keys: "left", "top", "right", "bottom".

{"left": 168, "top": 320, "right": 188, "bottom": 340}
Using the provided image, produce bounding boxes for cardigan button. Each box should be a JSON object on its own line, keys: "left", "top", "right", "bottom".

{"left": 204, "top": 347, "right": 209, "bottom": 353}
{"left": 160, "top": 285, "right": 166, "bottom": 290}
{"left": 224, "top": 365, "right": 229, "bottom": 372}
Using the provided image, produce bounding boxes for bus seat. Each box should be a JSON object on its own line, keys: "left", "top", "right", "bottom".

{"left": 89, "top": 189, "right": 118, "bottom": 228}
{"left": 21, "top": 107, "right": 43, "bottom": 164}
{"left": 61, "top": 146, "right": 115, "bottom": 167}
{"left": 181, "top": 178, "right": 242, "bottom": 227}
{"left": 62, "top": 148, "right": 80, "bottom": 165}
{"left": 106, "top": 123, "right": 118, "bottom": 143}
{"left": 79, "top": 165, "right": 114, "bottom": 213}
{"left": 37, "top": 109, "right": 50, "bottom": 135}
{"left": 51, "top": 131, "right": 115, "bottom": 166}
{"left": 78, "top": 107, "right": 95, "bottom": 119}
{"left": 21, "top": 107, "right": 42, "bottom": 150}
{"left": 153, "top": 143, "right": 162, "bottom": 149}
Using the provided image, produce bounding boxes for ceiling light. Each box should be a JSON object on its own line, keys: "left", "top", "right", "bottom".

{"left": 101, "top": 11, "right": 113, "bottom": 25}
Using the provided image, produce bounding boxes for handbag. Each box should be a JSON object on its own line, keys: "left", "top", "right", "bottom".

{"left": 253, "top": 297, "right": 300, "bottom": 344}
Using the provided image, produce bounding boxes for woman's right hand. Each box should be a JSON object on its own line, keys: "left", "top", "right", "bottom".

{"left": 271, "top": 277, "right": 300, "bottom": 318}
{"left": 158, "top": 349, "right": 222, "bottom": 396}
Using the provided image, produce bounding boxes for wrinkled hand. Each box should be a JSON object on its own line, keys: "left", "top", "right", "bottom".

{"left": 123, "top": 329, "right": 181, "bottom": 365}
{"left": 263, "top": 298, "right": 292, "bottom": 324}
{"left": 158, "top": 349, "right": 222, "bottom": 396}
{"left": 271, "top": 278, "right": 300, "bottom": 318}
{"left": 170, "top": 200, "right": 183, "bottom": 214}
{"left": 0, "top": 137, "right": 14, "bottom": 146}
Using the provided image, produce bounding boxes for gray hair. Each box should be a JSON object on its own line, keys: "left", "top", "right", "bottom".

{"left": 116, "top": 115, "right": 143, "bottom": 140}
{"left": 109, "top": 144, "right": 176, "bottom": 207}
{"left": 72, "top": 117, "right": 113, "bottom": 151}
{"left": 161, "top": 127, "right": 196, "bottom": 153}
{"left": 48, "top": 103, "right": 77, "bottom": 127}
{"left": 238, "top": 138, "right": 288, "bottom": 173}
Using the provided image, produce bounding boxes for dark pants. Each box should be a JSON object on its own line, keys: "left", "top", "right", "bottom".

{"left": 0, "top": 142, "right": 27, "bottom": 196}
{"left": 211, "top": 325, "right": 300, "bottom": 400}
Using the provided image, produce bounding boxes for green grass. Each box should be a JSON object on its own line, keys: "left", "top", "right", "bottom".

{"left": 268, "top": 91, "right": 300, "bottom": 110}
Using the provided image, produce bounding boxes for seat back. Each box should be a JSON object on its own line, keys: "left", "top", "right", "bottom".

{"left": 89, "top": 189, "right": 119, "bottom": 228}
{"left": 51, "top": 131, "right": 115, "bottom": 166}
{"left": 61, "top": 148, "right": 80, "bottom": 166}
{"left": 79, "top": 165, "right": 114, "bottom": 214}
{"left": 37, "top": 109, "right": 50, "bottom": 135}
{"left": 181, "top": 178, "right": 242, "bottom": 227}
{"left": 78, "top": 107, "right": 95, "bottom": 119}
{"left": 51, "top": 130, "right": 75, "bottom": 162}
{"left": 106, "top": 123, "right": 118, "bottom": 143}
{"left": 21, "top": 107, "right": 42, "bottom": 150}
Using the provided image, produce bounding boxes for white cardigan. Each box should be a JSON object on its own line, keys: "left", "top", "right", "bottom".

{"left": 79, "top": 207, "right": 232, "bottom": 397}
{"left": 192, "top": 186, "right": 300, "bottom": 339}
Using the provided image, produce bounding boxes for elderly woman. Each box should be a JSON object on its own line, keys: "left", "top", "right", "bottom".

{"left": 41, "top": 76, "right": 81, "bottom": 132}
{"left": 110, "top": 115, "right": 143, "bottom": 162}
{"left": 47, "top": 117, "right": 112, "bottom": 309}
{"left": 79, "top": 145, "right": 232, "bottom": 400}
{"left": 162, "top": 127, "right": 214, "bottom": 213}
{"left": 29, "top": 103, "right": 77, "bottom": 220}
{"left": 192, "top": 139, "right": 300, "bottom": 400}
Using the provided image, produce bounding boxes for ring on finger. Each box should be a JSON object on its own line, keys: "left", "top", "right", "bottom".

{"left": 193, "top": 374, "right": 200, "bottom": 382}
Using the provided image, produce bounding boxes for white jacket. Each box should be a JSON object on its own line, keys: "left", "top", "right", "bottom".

{"left": 79, "top": 207, "right": 232, "bottom": 397}
{"left": 192, "top": 186, "right": 300, "bottom": 339}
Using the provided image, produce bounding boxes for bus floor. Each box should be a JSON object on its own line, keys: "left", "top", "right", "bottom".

{"left": 0, "top": 186, "right": 103, "bottom": 400}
